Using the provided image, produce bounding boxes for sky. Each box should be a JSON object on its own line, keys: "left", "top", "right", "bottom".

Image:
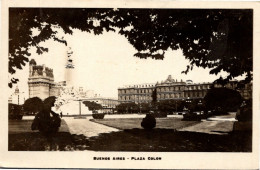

{"left": 10, "top": 28, "right": 229, "bottom": 99}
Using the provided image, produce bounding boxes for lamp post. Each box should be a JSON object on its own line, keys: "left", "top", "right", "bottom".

{"left": 175, "top": 100, "right": 177, "bottom": 113}
{"left": 78, "top": 99, "right": 82, "bottom": 115}
{"left": 198, "top": 100, "right": 202, "bottom": 114}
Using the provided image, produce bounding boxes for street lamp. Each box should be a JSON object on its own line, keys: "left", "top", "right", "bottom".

{"left": 77, "top": 99, "right": 82, "bottom": 115}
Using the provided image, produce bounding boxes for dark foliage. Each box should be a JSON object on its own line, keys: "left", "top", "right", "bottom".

{"left": 23, "top": 97, "right": 43, "bottom": 114}
{"left": 9, "top": 9, "right": 252, "bottom": 87}
{"left": 141, "top": 114, "right": 156, "bottom": 129}
{"left": 156, "top": 99, "right": 186, "bottom": 113}
{"left": 184, "top": 99, "right": 205, "bottom": 112}
{"left": 236, "top": 99, "right": 252, "bottom": 122}
{"left": 92, "top": 113, "right": 105, "bottom": 119}
{"left": 182, "top": 112, "right": 202, "bottom": 121}
{"left": 83, "top": 101, "right": 103, "bottom": 111}
{"left": 116, "top": 102, "right": 139, "bottom": 113}
{"left": 8, "top": 103, "right": 23, "bottom": 120}
{"left": 116, "top": 102, "right": 151, "bottom": 113}
{"left": 43, "top": 96, "right": 56, "bottom": 108}
{"left": 204, "top": 87, "right": 243, "bottom": 112}
{"left": 153, "top": 111, "right": 167, "bottom": 118}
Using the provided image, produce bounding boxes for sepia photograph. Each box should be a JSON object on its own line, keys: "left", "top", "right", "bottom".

{"left": 1, "top": 0, "right": 259, "bottom": 169}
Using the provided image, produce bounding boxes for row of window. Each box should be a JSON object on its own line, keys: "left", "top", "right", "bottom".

{"left": 157, "top": 93, "right": 183, "bottom": 99}
{"left": 119, "top": 95, "right": 153, "bottom": 101}
{"left": 119, "top": 91, "right": 207, "bottom": 101}
{"left": 119, "top": 88, "right": 154, "bottom": 94}
{"left": 185, "top": 91, "right": 206, "bottom": 98}
{"left": 119, "top": 85, "right": 211, "bottom": 94}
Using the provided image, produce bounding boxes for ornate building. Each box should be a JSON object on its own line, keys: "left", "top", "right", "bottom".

{"left": 118, "top": 75, "right": 251, "bottom": 104}
{"left": 28, "top": 59, "right": 61, "bottom": 100}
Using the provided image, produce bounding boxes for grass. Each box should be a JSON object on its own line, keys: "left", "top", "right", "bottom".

{"left": 8, "top": 118, "right": 252, "bottom": 152}
{"left": 90, "top": 117, "right": 200, "bottom": 130}
{"left": 72, "top": 129, "right": 252, "bottom": 152}
{"left": 9, "top": 132, "right": 74, "bottom": 151}
{"left": 9, "top": 119, "right": 74, "bottom": 151}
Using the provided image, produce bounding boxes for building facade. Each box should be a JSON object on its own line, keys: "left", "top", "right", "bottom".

{"left": 118, "top": 75, "right": 252, "bottom": 104}
{"left": 82, "top": 97, "right": 118, "bottom": 113}
{"left": 8, "top": 86, "right": 26, "bottom": 105}
{"left": 28, "top": 59, "right": 61, "bottom": 100}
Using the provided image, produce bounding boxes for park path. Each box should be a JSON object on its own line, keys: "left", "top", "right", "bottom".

{"left": 178, "top": 112, "right": 236, "bottom": 135}
{"left": 63, "top": 117, "right": 119, "bottom": 138}
{"left": 178, "top": 120, "right": 235, "bottom": 135}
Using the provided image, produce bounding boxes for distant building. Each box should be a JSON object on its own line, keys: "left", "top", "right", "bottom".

{"left": 118, "top": 83, "right": 156, "bottom": 103}
{"left": 83, "top": 97, "right": 118, "bottom": 113}
{"left": 118, "top": 75, "right": 252, "bottom": 104}
{"left": 28, "top": 59, "right": 61, "bottom": 100}
{"left": 8, "top": 86, "right": 26, "bottom": 105}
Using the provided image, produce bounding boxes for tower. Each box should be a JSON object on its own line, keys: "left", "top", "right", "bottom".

{"left": 28, "top": 59, "right": 56, "bottom": 100}
{"left": 65, "top": 48, "right": 74, "bottom": 87}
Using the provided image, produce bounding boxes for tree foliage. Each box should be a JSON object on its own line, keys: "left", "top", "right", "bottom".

{"left": 116, "top": 102, "right": 139, "bottom": 113}
{"left": 23, "top": 97, "right": 43, "bottom": 114}
{"left": 43, "top": 96, "right": 56, "bottom": 108}
{"left": 83, "top": 101, "right": 103, "bottom": 111}
{"left": 9, "top": 8, "right": 252, "bottom": 87}
{"left": 156, "top": 99, "right": 186, "bottom": 113}
{"left": 204, "top": 87, "right": 243, "bottom": 112}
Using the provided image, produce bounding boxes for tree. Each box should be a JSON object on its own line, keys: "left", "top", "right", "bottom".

{"left": 82, "top": 101, "right": 103, "bottom": 111}
{"left": 43, "top": 96, "right": 56, "bottom": 108}
{"left": 204, "top": 87, "right": 243, "bottom": 112}
{"left": 9, "top": 103, "right": 23, "bottom": 120}
{"left": 23, "top": 97, "right": 43, "bottom": 114}
{"left": 116, "top": 102, "right": 139, "bottom": 113}
{"left": 9, "top": 9, "right": 252, "bottom": 87}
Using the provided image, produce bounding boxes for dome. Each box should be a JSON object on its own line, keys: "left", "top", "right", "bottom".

{"left": 29, "top": 59, "right": 37, "bottom": 65}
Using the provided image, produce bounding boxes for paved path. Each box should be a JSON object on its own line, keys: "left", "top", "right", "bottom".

{"left": 63, "top": 117, "right": 119, "bottom": 138}
{"left": 178, "top": 120, "right": 235, "bottom": 135}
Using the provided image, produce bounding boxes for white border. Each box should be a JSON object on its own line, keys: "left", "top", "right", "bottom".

{"left": 1, "top": 0, "right": 259, "bottom": 169}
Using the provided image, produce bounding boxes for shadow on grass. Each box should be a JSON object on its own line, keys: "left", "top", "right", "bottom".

{"left": 72, "top": 128, "right": 252, "bottom": 152}
{"left": 9, "top": 132, "right": 74, "bottom": 151}
{"left": 9, "top": 129, "right": 252, "bottom": 152}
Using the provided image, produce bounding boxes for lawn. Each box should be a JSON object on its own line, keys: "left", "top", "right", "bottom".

{"left": 9, "top": 119, "right": 74, "bottom": 151}
{"left": 8, "top": 118, "right": 252, "bottom": 152}
{"left": 90, "top": 117, "right": 200, "bottom": 130}
{"left": 72, "top": 129, "right": 252, "bottom": 152}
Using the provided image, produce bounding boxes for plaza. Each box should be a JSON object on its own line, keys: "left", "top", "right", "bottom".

{"left": 8, "top": 112, "right": 251, "bottom": 151}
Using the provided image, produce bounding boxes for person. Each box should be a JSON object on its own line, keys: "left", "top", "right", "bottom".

{"left": 60, "top": 112, "right": 63, "bottom": 118}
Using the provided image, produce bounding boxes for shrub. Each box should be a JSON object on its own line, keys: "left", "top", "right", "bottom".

{"left": 141, "top": 114, "right": 156, "bottom": 130}
{"left": 212, "top": 110, "right": 229, "bottom": 115}
{"left": 8, "top": 103, "right": 23, "bottom": 120}
{"left": 92, "top": 113, "right": 105, "bottom": 119}
{"left": 236, "top": 101, "right": 252, "bottom": 122}
{"left": 204, "top": 87, "right": 242, "bottom": 112}
{"left": 182, "top": 112, "right": 201, "bottom": 121}
{"left": 153, "top": 111, "right": 167, "bottom": 118}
